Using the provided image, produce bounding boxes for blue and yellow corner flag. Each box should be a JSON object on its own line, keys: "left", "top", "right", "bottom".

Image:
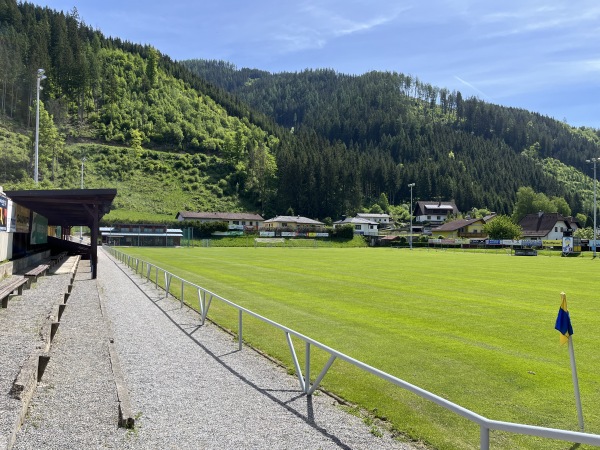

{"left": 555, "top": 292, "right": 573, "bottom": 345}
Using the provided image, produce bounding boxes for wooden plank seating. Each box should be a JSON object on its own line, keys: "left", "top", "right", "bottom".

{"left": 50, "top": 252, "right": 68, "bottom": 267}
{"left": 0, "top": 277, "right": 28, "bottom": 308}
{"left": 24, "top": 264, "right": 50, "bottom": 284}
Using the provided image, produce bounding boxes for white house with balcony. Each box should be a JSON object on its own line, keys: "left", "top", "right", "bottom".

{"left": 333, "top": 217, "right": 379, "bottom": 236}
{"left": 356, "top": 213, "right": 391, "bottom": 226}
{"left": 413, "top": 201, "right": 459, "bottom": 225}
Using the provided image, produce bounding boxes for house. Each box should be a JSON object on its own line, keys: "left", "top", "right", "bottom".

{"left": 518, "top": 212, "right": 573, "bottom": 240}
{"left": 431, "top": 218, "right": 487, "bottom": 239}
{"left": 333, "top": 217, "right": 379, "bottom": 236}
{"left": 263, "top": 215, "right": 324, "bottom": 230}
{"left": 355, "top": 213, "right": 391, "bottom": 226}
{"left": 175, "top": 211, "right": 264, "bottom": 231}
{"left": 100, "top": 224, "right": 182, "bottom": 246}
{"left": 413, "top": 201, "right": 459, "bottom": 224}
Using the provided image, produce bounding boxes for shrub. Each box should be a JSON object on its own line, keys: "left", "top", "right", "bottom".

{"left": 332, "top": 224, "right": 354, "bottom": 240}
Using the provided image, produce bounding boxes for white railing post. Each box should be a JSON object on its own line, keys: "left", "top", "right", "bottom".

{"left": 480, "top": 425, "right": 490, "bottom": 450}
{"left": 238, "top": 310, "right": 243, "bottom": 351}
{"left": 305, "top": 342, "right": 311, "bottom": 394}
{"left": 181, "top": 279, "right": 184, "bottom": 308}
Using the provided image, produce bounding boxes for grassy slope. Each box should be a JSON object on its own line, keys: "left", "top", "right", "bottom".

{"left": 119, "top": 247, "right": 600, "bottom": 450}
{"left": 0, "top": 128, "right": 255, "bottom": 222}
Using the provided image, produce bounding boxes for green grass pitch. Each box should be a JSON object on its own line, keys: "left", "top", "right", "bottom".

{"left": 118, "top": 246, "right": 600, "bottom": 450}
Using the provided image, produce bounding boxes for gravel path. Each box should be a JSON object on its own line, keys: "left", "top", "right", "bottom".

{"left": 12, "top": 250, "right": 422, "bottom": 449}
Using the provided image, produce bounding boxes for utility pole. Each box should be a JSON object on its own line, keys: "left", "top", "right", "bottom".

{"left": 586, "top": 158, "right": 599, "bottom": 258}
{"left": 408, "top": 183, "right": 415, "bottom": 250}
{"left": 34, "top": 69, "right": 46, "bottom": 184}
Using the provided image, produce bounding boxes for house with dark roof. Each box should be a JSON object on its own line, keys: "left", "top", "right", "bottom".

{"left": 413, "top": 201, "right": 459, "bottom": 225}
{"left": 175, "top": 211, "right": 264, "bottom": 231}
{"left": 431, "top": 217, "right": 489, "bottom": 239}
{"left": 518, "top": 212, "right": 573, "bottom": 240}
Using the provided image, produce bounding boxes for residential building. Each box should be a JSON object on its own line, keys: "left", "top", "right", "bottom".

{"left": 431, "top": 218, "right": 488, "bottom": 239}
{"left": 413, "top": 201, "right": 459, "bottom": 224}
{"left": 333, "top": 217, "right": 379, "bottom": 236}
{"left": 175, "top": 211, "right": 264, "bottom": 231}
{"left": 100, "top": 224, "right": 182, "bottom": 246}
{"left": 518, "top": 212, "right": 573, "bottom": 240}
{"left": 355, "top": 213, "right": 391, "bottom": 226}
{"left": 263, "top": 216, "right": 324, "bottom": 230}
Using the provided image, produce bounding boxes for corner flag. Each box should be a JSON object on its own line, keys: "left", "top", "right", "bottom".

{"left": 555, "top": 292, "right": 573, "bottom": 345}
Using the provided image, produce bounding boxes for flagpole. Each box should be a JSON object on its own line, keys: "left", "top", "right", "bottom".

{"left": 568, "top": 337, "right": 584, "bottom": 431}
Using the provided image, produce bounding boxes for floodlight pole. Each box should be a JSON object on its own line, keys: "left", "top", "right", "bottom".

{"left": 586, "top": 158, "right": 599, "bottom": 258}
{"left": 34, "top": 69, "right": 46, "bottom": 184}
{"left": 408, "top": 183, "right": 415, "bottom": 250}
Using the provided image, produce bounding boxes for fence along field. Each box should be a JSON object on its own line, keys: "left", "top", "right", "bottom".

{"left": 116, "top": 246, "right": 600, "bottom": 450}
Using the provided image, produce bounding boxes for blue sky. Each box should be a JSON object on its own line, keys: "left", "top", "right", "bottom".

{"left": 34, "top": 1, "right": 600, "bottom": 128}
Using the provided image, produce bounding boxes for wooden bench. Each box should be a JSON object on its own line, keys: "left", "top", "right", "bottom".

{"left": 50, "top": 252, "right": 68, "bottom": 266}
{"left": 24, "top": 264, "right": 50, "bottom": 284}
{"left": 1, "top": 277, "right": 28, "bottom": 308}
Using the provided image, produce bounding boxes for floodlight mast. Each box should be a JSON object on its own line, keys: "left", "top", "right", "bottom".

{"left": 586, "top": 158, "right": 599, "bottom": 258}
{"left": 408, "top": 183, "right": 415, "bottom": 250}
{"left": 34, "top": 69, "right": 46, "bottom": 184}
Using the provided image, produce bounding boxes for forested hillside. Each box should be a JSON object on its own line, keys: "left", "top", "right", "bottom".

{"left": 185, "top": 60, "right": 600, "bottom": 218}
{"left": 0, "top": 0, "right": 282, "bottom": 218}
{"left": 2, "top": 0, "right": 600, "bottom": 222}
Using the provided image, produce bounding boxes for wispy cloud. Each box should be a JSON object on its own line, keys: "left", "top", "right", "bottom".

{"left": 270, "top": 1, "right": 406, "bottom": 53}
{"left": 454, "top": 76, "right": 492, "bottom": 100}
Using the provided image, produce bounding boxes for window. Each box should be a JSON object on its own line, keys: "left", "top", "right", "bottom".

{"left": 437, "top": 216, "right": 441, "bottom": 220}
{"left": 242, "top": 221, "right": 246, "bottom": 225}
{"left": 249, "top": 221, "right": 253, "bottom": 226}
{"left": 233, "top": 221, "right": 239, "bottom": 225}
{"left": 355, "top": 225, "right": 361, "bottom": 230}
{"left": 282, "top": 223, "right": 288, "bottom": 227}
{"left": 555, "top": 227, "right": 558, "bottom": 232}
{"left": 370, "top": 225, "right": 376, "bottom": 229}
{"left": 427, "top": 215, "right": 431, "bottom": 220}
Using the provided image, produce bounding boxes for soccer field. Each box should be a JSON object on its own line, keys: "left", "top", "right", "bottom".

{"left": 118, "top": 246, "right": 600, "bottom": 450}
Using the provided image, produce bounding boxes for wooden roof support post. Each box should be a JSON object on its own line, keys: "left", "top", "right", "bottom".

{"left": 91, "top": 203, "right": 99, "bottom": 279}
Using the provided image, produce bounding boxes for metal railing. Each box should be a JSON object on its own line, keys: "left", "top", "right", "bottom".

{"left": 105, "top": 246, "right": 600, "bottom": 449}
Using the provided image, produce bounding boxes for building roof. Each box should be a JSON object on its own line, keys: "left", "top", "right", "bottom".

{"left": 333, "top": 217, "right": 378, "bottom": 225}
{"left": 414, "top": 201, "right": 459, "bottom": 216}
{"left": 518, "top": 212, "right": 570, "bottom": 237}
{"left": 356, "top": 213, "right": 390, "bottom": 219}
{"left": 5, "top": 188, "right": 116, "bottom": 227}
{"left": 264, "top": 215, "right": 324, "bottom": 225}
{"left": 176, "top": 211, "right": 264, "bottom": 221}
{"left": 431, "top": 218, "right": 483, "bottom": 232}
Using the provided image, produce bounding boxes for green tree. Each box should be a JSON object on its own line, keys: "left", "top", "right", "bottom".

{"left": 130, "top": 129, "right": 143, "bottom": 153}
{"left": 576, "top": 213, "right": 587, "bottom": 227}
{"left": 574, "top": 227, "right": 594, "bottom": 239}
{"left": 484, "top": 215, "right": 522, "bottom": 240}
{"left": 551, "top": 196, "right": 571, "bottom": 217}
{"left": 512, "top": 187, "right": 558, "bottom": 223}
{"left": 377, "top": 192, "right": 390, "bottom": 212}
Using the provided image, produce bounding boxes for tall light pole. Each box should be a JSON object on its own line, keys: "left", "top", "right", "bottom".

{"left": 34, "top": 68, "right": 46, "bottom": 184}
{"left": 408, "top": 183, "right": 415, "bottom": 250}
{"left": 80, "top": 157, "right": 86, "bottom": 242}
{"left": 586, "top": 158, "right": 599, "bottom": 258}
